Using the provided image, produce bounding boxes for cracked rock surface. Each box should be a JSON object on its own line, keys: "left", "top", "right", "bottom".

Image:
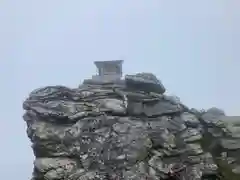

{"left": 23, "top": 73, "right": 240, "bottom": 180}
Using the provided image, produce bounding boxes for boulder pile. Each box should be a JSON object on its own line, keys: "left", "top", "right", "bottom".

{"left": 23, "top": 72, "right": 240, "bottom": 180}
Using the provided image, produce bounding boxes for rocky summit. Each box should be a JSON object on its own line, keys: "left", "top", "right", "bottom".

{"left": 23, "top": 61, "right": 240, "bottom": 180}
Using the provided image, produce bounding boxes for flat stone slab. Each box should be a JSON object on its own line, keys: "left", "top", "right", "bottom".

{"left": 125, "top": 73, "right": 165, "bottom": 94}
{"left": 220, "top": 139, "right": 240, "bottom": 150}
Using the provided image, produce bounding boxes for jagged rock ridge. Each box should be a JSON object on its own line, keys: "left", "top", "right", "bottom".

{"left": 23, "top": 61, "right": 240, "bottom": 180}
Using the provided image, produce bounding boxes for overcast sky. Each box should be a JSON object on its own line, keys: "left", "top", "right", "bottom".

{"left": 0, "top": 0, "right": 239, "bottom": 179}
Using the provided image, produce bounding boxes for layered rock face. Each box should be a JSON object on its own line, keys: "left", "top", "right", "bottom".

{"left": 23, "top": 72, "right": 240, "bottom": 180}
{"left": 201, "top": 113, "right": 240, "bottom": 179}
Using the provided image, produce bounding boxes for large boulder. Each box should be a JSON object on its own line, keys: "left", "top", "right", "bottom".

{"left": 125, "top": 73, "right": 166, "bottom": 94}
{"left": 23, "top": 73, "right": 240, "bottom": 180}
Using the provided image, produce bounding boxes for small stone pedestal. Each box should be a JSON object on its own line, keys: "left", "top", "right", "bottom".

{"left": 92, "top": 60, "right": 123, "bottom": 81}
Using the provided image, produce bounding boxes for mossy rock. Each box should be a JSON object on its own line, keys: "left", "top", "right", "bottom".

{"left": 216, "top": 159, "right": 240, "bottom": 180}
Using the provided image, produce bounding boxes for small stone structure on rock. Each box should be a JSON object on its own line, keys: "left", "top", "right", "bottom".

{"left": 23, "top": 60, "right": 240, "bottom": 180}
{"left": 92, "top": 60, "right": 123, "bottom": 81}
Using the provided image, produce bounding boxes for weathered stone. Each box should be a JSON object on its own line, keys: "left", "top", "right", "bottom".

{"left": 34, "top": 158, "right": 78, "bottom": 180}
{"left": 180, "top": 128, "right": 202, "bottom": 143}
{"left": 23, "top": 62, "right": 240, "bottom": 180}
{"left": 95, "top": 98, "right": 126, "bottom": 114}
{"left": 180, "top": 112, "right": 200, "bottom": 128}
{"left": 125, "top": 73, "right": 165, "bottom": 94}
{"left": 232, "top": 165, "right": 240, "bottom": 174}
{"left": 127, "top": 100, "right": 183, "bottom": 117}
{"left": 220, "top": 139, "right": 240, "bottom": 150}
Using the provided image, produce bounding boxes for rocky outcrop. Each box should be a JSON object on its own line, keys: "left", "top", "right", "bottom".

{"left": 23, "top": 73, "right": 240, "bottom": 180}
{"left": 200, "top": 112, "right": 240, "bottom": 179}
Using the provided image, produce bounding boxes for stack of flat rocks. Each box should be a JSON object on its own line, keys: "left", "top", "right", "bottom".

{"left": 23, "top": 71, "right": 240, "bottom": 180}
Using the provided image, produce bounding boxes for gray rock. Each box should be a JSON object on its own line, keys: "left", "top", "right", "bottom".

{"left": 127, "top": 100, "right": 183, "bottom": 117}
{"left": 95, "top": 98, "right": 126, "bottom": 114}
{"left": 180, "top": 112, "right": 200, "bottom": 128}
{"left": 125, "top": 73, "right": 165, "bottom": 94}
{"left": 34, "top": 158, "right": 77, "bottom": 180}
{"left": 232, "top": 165, "right": 240, "bottom": 174}
{"left": 180, "top": 128, "right": 202, "bottom": 143}
{"left": 206, "top": 107, "right": 225, "bottom": 116}
{"left": 220, "top": 139, "right": 240, "bottom": 150}
{"left": 24, "top": 70, "right": 238, "bottom": 180}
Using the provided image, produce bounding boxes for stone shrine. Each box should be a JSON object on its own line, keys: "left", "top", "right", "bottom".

{"left": 92, "top": 60, "right": 123, "bottom": 81}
